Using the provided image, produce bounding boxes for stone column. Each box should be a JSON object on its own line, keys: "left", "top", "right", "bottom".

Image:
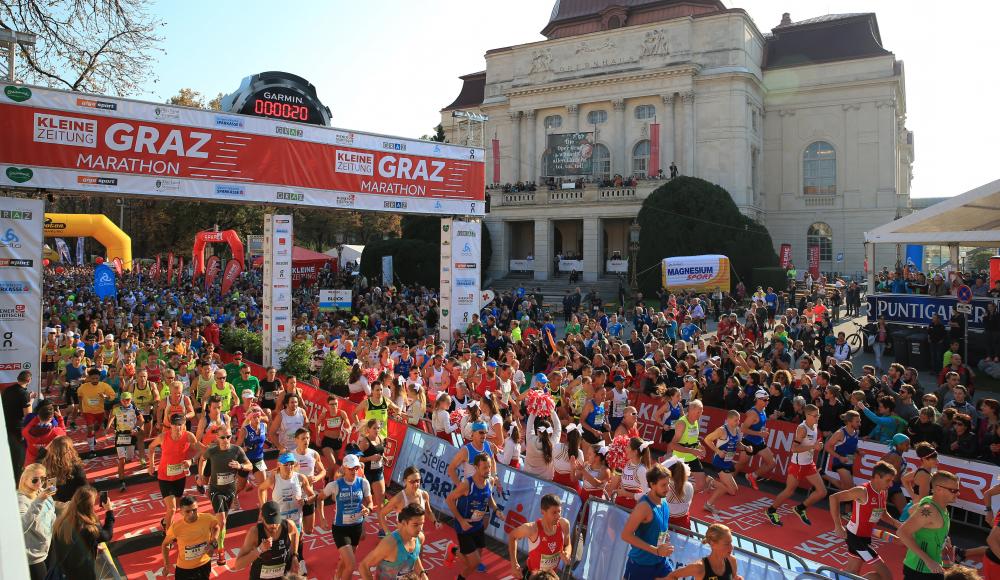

{"left": 509, "top": 111, "right": 521, "bottom": 183}
{"left": 485, "top": 219, "right": 507, "bottom": 278}
{"left": 613, "top": 98, "right": 627, "bottom": 176}
{"left": 583, "top": 217, "right": 601, "bottom": 282}
{"left": 681, "top": 91, "right": 695, "bottom": 176}
{"left": 567, "top": 104, "right": 579, "bottom": 133}
{"left": 660, "top": 94, "right": 675, "bottom": 175}
{"left": 524, "top": 110, "right": 536, "bottom": 184}
{"left": 533, "top": 218, "right": 551, "bottom": 281}
{"left": 877, "top": 99, "right": 896, "bottom": 193}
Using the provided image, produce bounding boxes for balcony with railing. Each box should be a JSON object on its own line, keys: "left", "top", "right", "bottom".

{"left": 493, "top": 184, "right": 646, "bottom": 207}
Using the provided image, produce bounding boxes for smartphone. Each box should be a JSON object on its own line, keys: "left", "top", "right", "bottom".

{"left": 99, "top": 491, "right": 109, "bottom": 506}
{"left": 45, "top": 478, "right": 56, "bottom": 493}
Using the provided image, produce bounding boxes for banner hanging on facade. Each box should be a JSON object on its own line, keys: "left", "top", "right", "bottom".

{"left": 491, "top": 139, "right": 500, "bottom": 184}
{"left": 648, "top": 123, "right": 660, "bottom": 177}
{"left": 779, "top": 243, "right": 792, "bottom": 269}
{"left": 166, "top": 251, "right": 174, "bottom": 286}
{"left": 808, "top": 245, "right": 820, "bottom": 278}
{"left": 543, "top": 132, "right": 594, "bottom": 176}
{"left": 54, "top": 237, "right": 70, "bottom": 263}
{"left": 0, "top": 197, "right": 43, "bottom": 393}
{"left": 262, "top": 214, "right": 292, "bottom": 367}
{"left": 449, "top": 220, "right": 481, "bottom": 338}
{"left": 0, "top": 85, "right": 485, "bottom": 216}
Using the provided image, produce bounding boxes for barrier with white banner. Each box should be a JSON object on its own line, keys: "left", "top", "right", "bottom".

{"left": 509, "top": 258, "right": 534, "bottom": 271}
{"left": 390, "top": 427, "right": 583, "bottom": 545}
{"left": 318, "top": 289, "right": 351, "bottom": 312}
{"left": 0, "top": 198, "right": 43, "bottom": 393}
{"left": 606, "top": 258, "right": 628, "bottom": 273}
{"left": 558, "top": 259, "right": 583, "bottom": 272}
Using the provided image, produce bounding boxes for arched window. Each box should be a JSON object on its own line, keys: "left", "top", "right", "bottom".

{"left": 807, "top": 222, "right": 833, "bottom": 261}
{"left": 544, "top": 115, "right": 562, "bottom": 129}
{"left": 608, "top": 15, "right": 622, "bottom": 29}
{"left": 592, "top": 143, "right": 611, "bottom": 179}
{"left": 634, "top": 105, "right": 656, "bottom": 120}
{"left": 803, "top": 141, "right": 836, "bottom": 194}
{"left": 632, "top": 140, "right": 650, "bottom": 175}
{"left": 587, "top": 110, "right": 608, "bottom": 125}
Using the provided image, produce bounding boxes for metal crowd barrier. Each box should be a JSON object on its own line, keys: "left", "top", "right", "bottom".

{"left": 687, "top": 517, "right": 811, "bottom": 574}
{"left": 811, "top": 565, "right": 866, "bottom": 580}
{"left": 96, "top": 542, "right": 124, "bottom": 580}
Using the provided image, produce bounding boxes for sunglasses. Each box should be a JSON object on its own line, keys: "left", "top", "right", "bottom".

{"left": 217, "top": 435, "right": 232, "bottom": 439}
{"left": 30, "top": 477, "right": 44, "bottom": 484}
{"left": 936, "top": 485, "right": 960, "bottom": 494}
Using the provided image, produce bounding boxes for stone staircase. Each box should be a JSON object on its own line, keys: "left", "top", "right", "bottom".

{"left": 487, "top": 273, "right": 624, "bottom": 310}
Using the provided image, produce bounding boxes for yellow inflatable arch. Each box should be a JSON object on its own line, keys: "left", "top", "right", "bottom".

{"left": 43, "top": 213, "right": 132, "bottom": 270}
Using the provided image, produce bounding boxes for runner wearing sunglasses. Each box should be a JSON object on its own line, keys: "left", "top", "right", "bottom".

{"left": 899, "top": 470, "right": 960, "bottom": 579}
{"left": 202, "top": 424, "right": 251, "bottom": 563}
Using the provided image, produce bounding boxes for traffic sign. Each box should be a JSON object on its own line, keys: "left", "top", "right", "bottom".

{"left": 957, "top": 284, "right": 973, "bottom": 304}
{"left": 956, "top": 302, "right": 973, "bottom": 314}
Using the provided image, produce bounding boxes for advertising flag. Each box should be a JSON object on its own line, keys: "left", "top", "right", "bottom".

{"left": 205, "top": 255, "right": 221, "bottom": 289}
{"left": 808, "top": 246, "right": 821, "bottom": 278}
{"left": 154, "top": 253, "right": 162, "bottom": 281}
{"left": 491, "top": 138, "right": 501, "bottom": 184}
{"left": 166, "top": 251, "right": 174, "bottom": 286}
{"left": 648, "top": 123, "right": 660, "bottom": 177}
{"left": 177, "top": 256, "right": 184, "bottom": 286}
{"left": 111, "top": 257, "right": 123, "bottom": 276}
{"left": 779, "top": 244, "right": 793, "bottom": 269}
{"left": 220, "top": 260, "right": 243, "bottom": 295}
{"left": 93, "top": 263, "right": 117, "bottom": 299}
{"left": 54, "top": 237, "right": 71, "bottom": 263}
{"left": 76, "top": 237, "right": 84, "bottom": 265}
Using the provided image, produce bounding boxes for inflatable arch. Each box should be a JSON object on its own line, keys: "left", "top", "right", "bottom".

{"left": 193, "top": 230, "right": 244, "bottom": 278}
{"left": 43, "top": 213, "right": 132, "bottom": 269}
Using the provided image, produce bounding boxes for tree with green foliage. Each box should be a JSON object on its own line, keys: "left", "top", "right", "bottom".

{"left": 636, "top": 176, "right": 778, "bottom": 294}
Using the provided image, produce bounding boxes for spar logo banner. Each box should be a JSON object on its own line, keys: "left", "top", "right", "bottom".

{"left": 0, "top": 197, "right": 43, "bottom": 392}
{"left": 866, "top": 293, "right": 997, "bottom": 331}
{"left": 1, "top": 85, "right": 485, "bottom": 216}
{"left": 661, "top": 254, "right": 731, "bottom": 292}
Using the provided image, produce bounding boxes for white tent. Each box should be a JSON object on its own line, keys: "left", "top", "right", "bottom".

{"left": 324, "top": 244, "right": 364, "bottom": 268}
{"left": 864, "top": 178, "right": 1000, "bottom": 289}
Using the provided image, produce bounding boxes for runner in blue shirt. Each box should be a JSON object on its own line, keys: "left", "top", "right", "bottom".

{"left": 447, "top": 454, "right": 502, "bottom": 580}
{"left": 621, "top": 463, "right": 674, "bottom": 579}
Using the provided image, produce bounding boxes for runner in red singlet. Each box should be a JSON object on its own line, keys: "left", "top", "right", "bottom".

{"left": 829, "top": 461, "right": 901, "bottom": 580}
{"left": 507, "top": 494, "right": 572, "bottom": 579}
{"left": 147, "top": 413, "right": 206, "bottom": 531}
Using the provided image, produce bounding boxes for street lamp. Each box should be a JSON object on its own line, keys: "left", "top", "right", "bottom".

{"left": 629, "top": 220, "right": 641, "bottom": 292}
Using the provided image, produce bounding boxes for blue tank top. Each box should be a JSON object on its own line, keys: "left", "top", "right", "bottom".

{"left": 463, "top": 441, "right": 494, "bottom": 477}
{"left": 716, "top": 425, "right": 741, "bottom": 464}
{"left": 376, "top": 531, "right": 421, "bottom": 579}
{"left": 243, "top": 423, "right": 265, "bottom": 461}
{"left": 833, "top": 427, "right": 859, "bottom": 462}
{"left": 65, "top": 364, "right": 86, "bottom": 382}
{"left": 743, "top": 408, "right": 767, "bottom": 445}
{"left": 627, "top": 495, "right": 672, "bottom": 567}
{"left": 334, "top": 477, "right": 366, "bottom": 527}
{"left": 455, "top": 476, "right": 492, "bottom": 532}
{"left": 585, "top": 400, "right": 606, "bottom": 430}
{"left": 663, "top": 402, "right": 682, "bottom": 428}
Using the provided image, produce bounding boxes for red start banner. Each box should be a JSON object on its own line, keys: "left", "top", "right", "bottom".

{"left": 779, "top": 244, "right": 792, "bottom": 269}
{"left": 0, "top": 85, "right": 486, "bottom": 216}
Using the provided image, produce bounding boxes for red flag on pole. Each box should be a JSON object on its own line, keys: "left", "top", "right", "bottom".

{"left": 205, "top": 256, "right": 221, "bottom": 290}
{"left": 779, "top": 244, "right": 793, "bottom": 269}
{"left": 220, "top": 260, "right": 243, "bottom": 295}
{"left": 808, "top": 246, "right": 820, "bottom": 278}
{"left": 648, "top": 123, "right": 660, "bottom": 177}
{"left": 166, "top": 252, "right": 174, "bottom": 286}
{"left": 491, "top": 138, "right": 501, "bottom": 184}
{"left": 177, "top": 256, "right": 184, "bottom": 286}
{"left": 111, "top": 257, "right": 123, "bottom": 276}
{"left": 154, "top": 254, "right": 162, "bottom": 281}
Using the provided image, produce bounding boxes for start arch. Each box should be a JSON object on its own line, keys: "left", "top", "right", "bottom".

{"left": 193, "top": 230, "right": 245, "bottom": 277}
{"left": 43, "top": 213, "right": 132, "bottom": 269}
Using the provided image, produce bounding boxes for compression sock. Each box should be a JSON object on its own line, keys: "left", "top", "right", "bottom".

{"left": 218, "top": 526, "right": 226, "bottom": 550}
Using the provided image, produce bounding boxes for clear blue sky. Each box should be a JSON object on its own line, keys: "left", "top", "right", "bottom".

{"left": 140, "top": 0, "right": 996, "bottom": 199}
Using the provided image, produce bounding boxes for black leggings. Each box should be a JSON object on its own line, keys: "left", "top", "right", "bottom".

{"left": 29, "top": 561, "right": 46, "bottom": 580}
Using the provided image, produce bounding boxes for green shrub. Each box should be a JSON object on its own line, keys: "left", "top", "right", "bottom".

{"left": 279, "top": 341, "right": 314, "bottom": 380}
{"left": 219, "top": 326, "right": 262, "bottom": 363}
{"left": 320, "top": 353, "right": 351, "bottom": 389}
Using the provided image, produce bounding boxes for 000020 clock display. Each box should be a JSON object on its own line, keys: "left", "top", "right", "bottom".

{"left": 252, "top": 98, "right": 309, "bottom": 121}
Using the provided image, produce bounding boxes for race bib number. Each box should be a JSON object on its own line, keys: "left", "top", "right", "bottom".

{"left": 843, "top": 454, "right": 855, "bottom": 465}
{"left": 88, "top": 398, "right": 100, "bottom": 407}
{"left": 183, "top": 542, "right": 207, "bottom": 560}
{"left": 254, "top": 460, "right": 267, "bottom": 472}
{"left": 540, "top": 553, "right": 560, "bottom": 570}
{"left": 869, "top": 508, "right": 884, "bottom": 523}
{"left": 326, "top": 417, "right": 342, "bottom": 429}
{"left": 259, "top": 563, "right": 285, "bottom": 579}
{"left": 856, "top": 549, "right": 875, "bottom": 562}
{"left": 264, "top": 391, "right": 276, "bottom": 400}
{"left": 370, "top": 459, "right": 383, "bottom": 470}
{"left": 217, "top": 473, "right": 236, "bottom": 486}
{"left": 723, "top": 451, "right": 735, "bottom": 463}
{"left": 115, "top": 434, "right": 132, "bottom": 446}
{"left": 343, "top": 511, "right": 363, "bottom": 524}
{"left": 613, "top": 400, "right": 626, "bottom": 416}
{"left": 166, "top": 463, "right": 186, "bottom": 477}
{"left": 592, "top": 413, "right": 604, "bottom": 427}
{"left": 469, "top": 509, "right": 486, "bottom": 523}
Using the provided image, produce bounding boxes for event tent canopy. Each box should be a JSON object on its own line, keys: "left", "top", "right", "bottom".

{"left": 324, "top": 244, "right": 364, "bottom": 268}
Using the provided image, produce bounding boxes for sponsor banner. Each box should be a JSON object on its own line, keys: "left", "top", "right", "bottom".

{"left": 866, "top": 293, "right": 997, "bottom": 331}
{"left": 509, "top": 258, "right": 534, "bottom": 272}
{"left": 246, "top": 234, "right": 264, "bottom": 261}
{"left": 220, "top": 259, "right": 242, "bottom": 295}
{"left": 606, "top": 259, "right": 628, "bottom": 273}
{"left": 491, "top": 138, "right": 500, "bottom": 184}
{"left": 905, "top": 244, "right": 924, "bottom": 271}
{"left": 318, "top": 289, "right": 352, "bottom": 312}
{"left": 661, "top": 254, "right": 731, "bottom": 293}
{"left": 808, "top": 245, "right": 820, "bottom": 278}
{"left": 391, "top": 427, "right": 583, "bottom": 545}
{"left": 544, "top": 132, "right": 594, "bottom": 176}
{"left": 558, "top": 259, "right": 583, "bottom": 272}
{"left": 176, "top": 256, "right": 184, "bottom": 286}
{"left": 648, "top": 123, "right": 660, "bottom": 177}
{"left": 75, "top": 236, "right": 84, "bottom": 265}
{"left": 111, "top": 256, "right": 123, "bottom": 276}
{"left": 204, "top": 255, "right": 220, "bottom": 290}
{"left": 574, "top": 500, "right": 634, "bottom": 579}
{"left": 853, "top": 439, "right": 999, "bottom": 515}
{"left": 440, "top": 219, "right": 453, "bottom": 350}
{"left": 381, "top": 255, "right": 393, "bottom": 287}
{"left": 54, "top": 237, "right": 71, "bottom": 263}
{"left": 449, "top": 221, "right": 481, "bottom": 339}
{"left": 262, "top": 215, "right": 292, "bottom": 367}
{"left": 92, "top": 263, "right": 117, "bottom": 299}
{"left": 1, "top": 85, "right": 485, "bottom": 216}
{"left": 154, "top": 253, "right": 162, "bottom": 282}
{"left": 779, "top": 243, "right": 792, "bottom": 269}
{"left": 0, "top": 197, "right": 43, "bottom": 393}
{"left": 479, "top": 289, "right": 495, "bottom": 309}
{"left": 166, "top": 251, "right": 174, "bottom": 286}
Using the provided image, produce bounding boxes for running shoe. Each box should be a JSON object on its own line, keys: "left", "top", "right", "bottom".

{"left": 746, "top": 473, "right": 759, "bottom": 491}
{"left": 794, "top": 505, "right": 812, "bottom": 525}
{"left": 217, "top": 552, "right": 226, "bottom": 566}
{"left": 298, "top": 560, "right": 307, "bottom": 576}
{"left": 766, "top": 508, "right": 782, "bottom": 526}
{"left": 704, "top": 503, "right": 718, "bottom": 514}
{"left": 477, "top": 563, "right": 487, "bottom": 572}
{"left": 120, "top": 481, "right": 127, "bottom": 493}
{"left": 444, "top": 542, "right": 457, "bottom": 566}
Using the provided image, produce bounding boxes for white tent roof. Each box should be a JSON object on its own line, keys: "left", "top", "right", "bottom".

{"left": 324, "top": 245, "right": 364, "bottom": 265}
{"left": 865, "top": 178, "right": 1000, "bottom": 246}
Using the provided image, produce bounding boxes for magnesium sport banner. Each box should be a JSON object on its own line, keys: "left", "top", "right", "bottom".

{"left": 449, "top": 220, "right": 481, "bottom": 338}
{"left": 544, "top": 132, "right": 594, "bottom": 176}
{"left": 439, "top": 218, "right": 453, "bottom": 349}
{"left": 391, "top": 427, "right": 583, "bottom": 546}
{"left": 262, "top": 214, "right": 292, "bottom": 367}
{"left": 0, "top": 85, "right": 485, "bottom": 216}
{"left": 661, "top": 254, "right": 731, "bottom": 292}
{"left": 867, "top": 293, "right": 998, "bottom": 331}
{"left": 0, "top": 198, "right": 43, "bottom": 393}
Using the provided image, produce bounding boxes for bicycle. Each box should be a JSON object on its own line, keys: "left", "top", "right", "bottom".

{"left": 845, "top": 321, "right": 871, "bottom": 355}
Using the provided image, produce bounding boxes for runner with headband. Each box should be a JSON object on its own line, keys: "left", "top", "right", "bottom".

{"left": 737, "top": 390, "right": 776, "bottom": 490}
{"left": 508, "top": 494, "right": 572, "bottom": 579}
{"left": 900, "top": 443, "right": 939, "bottom": 522}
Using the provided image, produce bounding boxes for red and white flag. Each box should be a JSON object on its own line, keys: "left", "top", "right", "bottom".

{"left": 111, "top": 257, "right": 124, "bottom": 276}
{"left": 205, "top": 255, "right": 221, "bottom": 290}
{"left": 220, "top": 260, "right": 243, "bottom": 295}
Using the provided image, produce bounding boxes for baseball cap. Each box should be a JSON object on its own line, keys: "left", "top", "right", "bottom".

{"left": 153, "top": 320, "right": 162, "bottom": 328}
{"left": 486, "top": 360, "right": 498, "bottom": 368}
{"left": 120, "top": 391, "right": 133, "bottom": 400}
{"left": 471, "top": 422, "right": 488, "bottom": 433}
{"left": 241, "top": 389, "right": 255, "bottom": 399}
{"left": 534, "top": 372, "right": 549, "bottom": 385}
{"left": 613, "top": 373, "right": 626, "bottom": 382}
{"left": 278, "top": 452, "right": 296, "bottom": 465}
{"left": 755, "top": 390, "right": 769, "bottom": 400}
{"left": 260, "top": 501, "right": 284, "bottom": 525}
{"left": 342, "top": 454, "right": 361, "bottom": 469}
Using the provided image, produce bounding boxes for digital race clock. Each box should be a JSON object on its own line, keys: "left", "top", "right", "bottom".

{"left": 220, "top": 71, "right": 331, "bottom": 126}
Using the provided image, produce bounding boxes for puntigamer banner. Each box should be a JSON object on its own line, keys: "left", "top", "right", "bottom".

{"left": 0, "top": 84, "right": 486, "bottom": 216}
{"left": 866, "top": 293, "right": 998, "bottom": 331}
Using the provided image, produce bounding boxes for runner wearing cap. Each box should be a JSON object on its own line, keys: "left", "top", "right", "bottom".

{"left": 360, "top": 503, "right": 429, "bottom": 580}
{"left": 106, "top": 390, "right": 144, "bottom": 492}
{"left": 228, "top": 500, "right": 300, "bottom": 580}
{"left": 881, "top": 433, "right": 911, "bottom": 516}
{"left": 737, "top": 390, "right": 777, "bottom": 490}
{"left": 148, "top": 414, "right": 206, "bottom": 531}
{"left": 830, "top": 461, "right": 901, "bottom": 580}
{"left": 703, "top": 410, "right": 752, "bottom": 514}
{"left": 508, "top": 494, "right": 572, "bottom": 579}
{"left": 161, "top": 495, "right": 220, "bottom": 580}
{"left": 290, "top": 427, "right": 325, "bottom": 553}
{"left": 229, "top": 388, "right": 259, "bottom": 428}
{"left": 447, "top": 453, "right": 503, "bottom": 580}
{"left": 317, "top": 453, "right": 373, "bottom": 580}
{"left": 766, "top": 404, "right": 826, "bottom": 526}
{"left": 257, "top": 451, "right": 316, "bottom": 576}
{"left": 447, "top": 418, "right": 497, "bottom": 484}
{"left": 621, "top": 464, "right": 674, "bottom": 580}
{"left": 202, "top": 424, "right": 252, "bottom": 563}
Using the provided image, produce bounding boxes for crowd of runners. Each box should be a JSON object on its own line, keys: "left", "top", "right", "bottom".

{"left": 5, "top": 263, "right": 1000, "bottom": 580}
